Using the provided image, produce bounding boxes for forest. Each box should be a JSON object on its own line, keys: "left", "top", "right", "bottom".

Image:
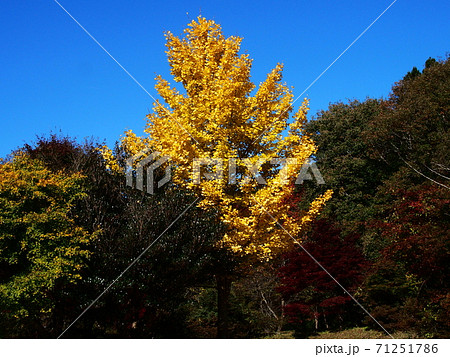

{"left": 0, "top": 18, "right": 448, "bottom": 339}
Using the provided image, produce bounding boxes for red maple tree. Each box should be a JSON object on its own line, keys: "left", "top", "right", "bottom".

{"left": 278, "top": 220, "right": 368, "bottom": 331}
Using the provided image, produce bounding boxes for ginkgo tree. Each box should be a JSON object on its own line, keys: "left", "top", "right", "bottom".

{"left": 107, "top": 17, "right": 332, "bottom": 260}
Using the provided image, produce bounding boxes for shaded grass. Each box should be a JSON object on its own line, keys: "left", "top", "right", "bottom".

{"left": 309, "top": 328, "right": 418, "bottom": 339}
{"left": 264, "top": 328, "right": 419, "bottom": 339}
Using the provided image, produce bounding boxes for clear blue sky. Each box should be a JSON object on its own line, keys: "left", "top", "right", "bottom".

{"left": 1, "top": 0, "right": 449, "bottom": 158}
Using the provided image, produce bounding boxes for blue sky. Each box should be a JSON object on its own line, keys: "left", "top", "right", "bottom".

{"left": 1, "top": 0, "right": 449, "bottom": 158}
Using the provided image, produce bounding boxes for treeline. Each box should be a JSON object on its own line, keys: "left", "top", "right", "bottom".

{"left": 280, "top": 55, "right": 449, "bottom": 338}
{"left": 0, "top": 56, "right": 448, "bottom": 338}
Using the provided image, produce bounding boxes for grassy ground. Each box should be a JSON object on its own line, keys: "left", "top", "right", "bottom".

{"left": 309, "top": 328, "right": 418, "bottom": 339}
{"left": 263, "top": 331, "right": 296, "bottom": 339}
{"left": 265, "top": 328, "right": 418, "bottom": 339}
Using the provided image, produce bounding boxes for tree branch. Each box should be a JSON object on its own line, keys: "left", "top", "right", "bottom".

{"left": 400, "top": 156, "right": 450, "bottom": 190}
{"left": 425, "top": 163, "right": 450, "bottom": 180}
{"left": 260, "top": 290, "right": 279, "bottom": 320}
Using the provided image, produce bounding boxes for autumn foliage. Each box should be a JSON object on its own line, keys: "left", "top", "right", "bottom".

{"left": 107, "top": 17, "right": 332, "bottom": 259}
{"left": 278, "top": 220, "right": 368, "bottom": 333}
{"left": 0, "top": 17, "right": 448, "bottom": 338}
{"left": 0, "top": 153, "right": 98, "bottom": 335}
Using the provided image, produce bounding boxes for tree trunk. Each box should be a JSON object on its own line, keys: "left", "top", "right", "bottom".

{"left": 278, "top": 298, "right": 286, "bottom": 333}
{"left": 314, "top": 306, "right": 319, "bottom": 330}
{"left": 323, "top": 309, "right": 329, "bottom": 330}
{"left": 216, "top": 274, "right": 232, "bottom": 338}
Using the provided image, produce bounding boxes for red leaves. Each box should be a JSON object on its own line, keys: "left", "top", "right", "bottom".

{"left": 369, "top": 184, "right": 449, "bottom": 283}
{"left": 278, "top": 220, "right": 368, "bottom": 325}
{"left": 320, "top": 296, "right": 351, "bottom": 309}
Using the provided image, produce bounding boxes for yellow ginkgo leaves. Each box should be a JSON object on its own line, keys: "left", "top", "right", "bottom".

{"left": 110, "top": 17, "right": 332, "bottom": 259}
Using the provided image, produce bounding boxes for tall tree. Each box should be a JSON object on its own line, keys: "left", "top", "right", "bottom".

{"left": 0, "top": 153, "right": 98, "bottom": 337}
{"left": 365, "top": 55, "right": 450, "bottom": 190}
{"left": 105, "top": 17, "right": 332, "bottom": 336}
{"left": 21, "top": 135, "right": 227, "bottom": 338}
{"left": 278, "top": 220, "right": 368, "bottom": 335}
{"left": 301, "top": 55, "right": 450, "bottom": 337}
{"left": 117, "top": 17, "right": 331, "bottom": 259}
{"left": 362, "top": 183, "right": 449, "bottom": 337}
{"left": 303, "top": 99, "right": 391, "bottom": 233}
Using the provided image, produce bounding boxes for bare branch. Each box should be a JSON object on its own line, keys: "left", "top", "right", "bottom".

{"left": 400, "top": 156, "right": 450, "bottom": 190}
{"left": 260, "top": 290, "right": 279, "bottom": 320}
{"left": 425, "top": 164, "right": 450, "bottom": 180}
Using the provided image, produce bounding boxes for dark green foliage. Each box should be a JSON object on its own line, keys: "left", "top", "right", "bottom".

{"left": 185, "top": 264, "right": 284, "bottom": 338}
{"left": 425, "top": 57, "right": 438, "bottom": 69}
{"left": 403, "top": 66, "right": 421, "bottom": 81}
{"left": 0, "top": 153, "right": 97, "bottom": 338}
{"left": 366, "top": 56, "right": 450, "bottom": 189}
{"left": 304, "top": 99, "right": 395, "bottom": 233}
{"left": 3, "top": 135, "right": 231, "bottom": 338}
{"left": 297, "top": 55, "right": 450, "bottom": 338}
